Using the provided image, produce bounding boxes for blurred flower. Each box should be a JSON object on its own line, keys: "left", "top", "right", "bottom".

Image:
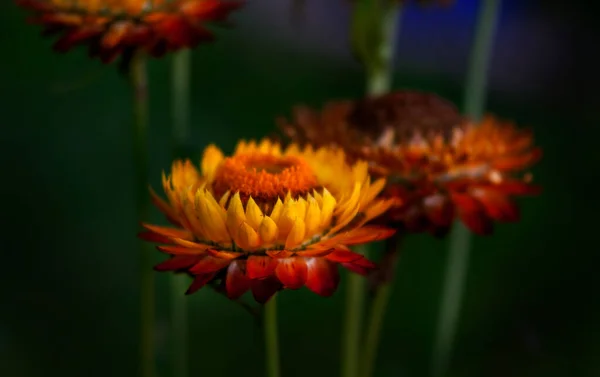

{"left": 140, "top": 139, "right": 397, "bottom": 303}
{"left": 16, "top": 0, "right": 242, "bottom": 63}
{"left": 278, "top": 91, "right": 542, "bottom": 236}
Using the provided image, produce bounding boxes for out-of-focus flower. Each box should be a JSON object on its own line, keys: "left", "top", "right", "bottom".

{"left": 16, "top": 0, "right": 242, "bottom": 63}
{"left": 139, "top": 139, "right": 397, "bottom": 303}
{"left": 278, "top": 91, "right": 542, "bottom": 236}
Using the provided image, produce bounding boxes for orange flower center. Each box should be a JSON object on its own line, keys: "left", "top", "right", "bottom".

{"left": 211, "top": 153, "right": 318, "bottom": 207}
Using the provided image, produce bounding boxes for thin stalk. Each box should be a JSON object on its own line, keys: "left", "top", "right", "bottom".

{"left": 360, "top": 236, "right": 402, "bottom": 377}
{"left": 170, "top": 49, "right": 192, "bottom": 377}
{"left": 343, "top": 3, "right": 401, "bottom": 377}
{"left": 131, "top": 53, "right": 155, "bottom": 377}
{"left": 367, "top": 3, "right": 402, "bottom": 96}
{"left": 341, "top": 245, "right": 369, "bottom": 377}
{"left": 264, "top": 295, "right": 281, "bottom": 377}
{"left": 431, "top": 1, "right": 501, "bottom": 377}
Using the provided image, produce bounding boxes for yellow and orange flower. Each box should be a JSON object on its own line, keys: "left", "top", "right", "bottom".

{"left": 278, "top": 91, "right": 542, "bottom": 236}
{"left": 16, "top": 0, "right": 242, "bottom": 63}
{"left": 139, "top": 139, "right": 397, "bottom": 303}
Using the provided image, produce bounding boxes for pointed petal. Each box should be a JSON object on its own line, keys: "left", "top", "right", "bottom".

{"left": 325, "top": 248, "right": 364, "bottom": 263}
{"left": 206, "top": 249, "right": 243, "bottom": 260}
{"left": 186, "top": 273, "right": 216, "bottom": 295}
{"left": 246, "top": 256, "right": 278, "bottom": 279}
{"left": 225, "top": 260, "right": 251, "bottom": 299}
{"left": 155, "top": 255, "right": 200, "bottom": 271}
{"left": 275, "top": 258, "right": 308, "bottom": 289}
{"left": 471, "top": 188, "right": 520, "bottom": 222}
{"left": 138, "top": 231, "right": 171, "bottom": 244}
{"left": 250, "top": 277, "right": 282, "bottom": 304}
{"left": 332, "top": 226, "right": 396, "bottom": 245}
{"left": 451, "top": 192, "right": 493, "bottom": 235}
{"left": 266, "top": 250, "right": 294, "bottom": 259}
{"left": 245, "top": 197, "right": 264, "bottom": 231}
{"left": 157, "top": 245, "right": 208, "bottom": 255}
{"left": 189, "top": 256, "right": 230, "bottom": 274}
{"left": 142, "top": 224, "right": 192, "bottom": 240}
{"left": 342, "top": 257, "right": 377, "bottom": 276}
{"left": 305, "top": 258, "right": 339, "bottom": 297}
{"left": 259, "top": 216, "right": 279, "bottom": 244}
{"left": 149, "top": 187, "right": 180, "bottom": 225}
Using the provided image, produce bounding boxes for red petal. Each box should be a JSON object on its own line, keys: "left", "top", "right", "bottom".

{"left": 181, "top": 0, "right": 244, "bottom": 20}
{"left": 188, "top": 256, "right": 230, "bottom": 274}
{"left": 157, "top": 245, "right": 208, "bottom": 255}
{"left": 53, "top": 27, "right": 103, "bottom": 52}
{"left": 155, "top": 255, "right": 200, "bottom": 271}
{"left": 471, "top": 188, "right": 520, "bottom": 222}
{"left": 489, "top": 181, "right": 542, "bottom": 195}
{"left": 186, "top": 273, "right": 216, "bottom": 294}
{"left": 342, "top": 257, "right": 377, "bottom": 276}
{"left": 138, "top": 231, "right": 171, "bottom": 244}
{"left": 325, "top": 248, "right": 364, "bottom": 263}
{"left": 149, "top": 187, "right": 180, "bottom": 225}
{"left": 266, "top": 250, "right": 294, "bottom": 258}
{"left": 492, "top": 148, "right": 542, "bottom": 171}
{"left": 336, "top": 226, "right": 396, "bottom": 245}
{"left": 423, "top": 194, "right": 454, "bottom": 227}
{"left": 246, "top": 256, "right": 278, "bottom": 279}
{"left": 154, "top": 15, "right": 207, "bottom": 48}
{"left": 275, "top": 258, "right": 308, "bottom": 289}
{"left": 305, "top": 258, "right": 339, "bottom": 297}
{"left": 206, "top": 249, "right": 243, "bottom": 259}
{"left": 451, "top": 192, "right": 493, "bottom": 235}
{"left": 225, "top": 260, "right": 251, "bottom": 299}
{"left": 250, "top": 277, "right": 282, "bottom": 304}
{"left": 141, "top": 224, "right": 191, "bottom": 240}
{"left": 16, "top": 0, "right": 52, "bottom": 12}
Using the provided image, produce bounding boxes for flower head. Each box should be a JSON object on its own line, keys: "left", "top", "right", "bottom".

{"left": 278, "top": 91, "right": 542, "bottom": 236}
{"left": 17, "top": 0, "right": 242, "bottom": 63}
{"left": 140, "top": 139, "right": 397, "bottom": 303}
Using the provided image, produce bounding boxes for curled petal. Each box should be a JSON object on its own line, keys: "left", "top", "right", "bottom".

{"left": 275, "top": 258, "right": 308, "bottom": 289}
{"left": 305, "top": 258, "right": 339, "bottom": 297}
{"left": 225, "top": 260, "right": 251, "bottom": 299}
{"left": 246, "top": 255, "right": 278, "bottom": 279}
{"left": 251, "top": 276, "right": 282, "bottom": 304}
{"left": 451, "top": 192, "right": 493, "bottom": 235}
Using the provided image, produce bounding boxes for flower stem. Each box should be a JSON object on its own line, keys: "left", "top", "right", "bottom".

{"left": 342, "top": 246, "right": 369, "bottom": 377}
{"left": 131, "top": 53, "right": 155, "bottom": 377}
{"left": 343, "top": 3, "right": 401, "bottom": 377}
{"left": 431, "top": 2, "right": 501, "bottom": 377}
{"left": 366, "top": 3, "right": 402, "bottom": 96}
{"left": 360, "top": 236, "right": 402, "bottom": 377}
{"left": 264, "top": 295, "right": 281, "bottom": 377}
{"left": 171, "top": 49, "right": 192, "bottom": 377}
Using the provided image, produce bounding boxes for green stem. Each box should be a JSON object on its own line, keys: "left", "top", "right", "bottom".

{"left": 431, "top": 2, "right": 501, "bottom": 377}
{"left": 131, "top": 53, "right": 155, "bottom": 377}
{"left": 343, "top": 4, "right": 401, "bottom": 377}
{"left": 264, "top": 295, "right": 281, "bottom": 377}
{"left": 367, "top": 3, "right": 402, "bottom": 96}
{"left": 360, "top": 236, "right": 401, "bottom": 377}
{"left": 341, "top": 246, "right": 369, "bottom": 377}
{"left": 170, "top": 48, "right": 192, "bottom": 377}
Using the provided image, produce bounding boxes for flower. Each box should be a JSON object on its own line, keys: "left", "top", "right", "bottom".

{"left": 16, "top": 0, "right": 242, "bottom": 63}
{"left": 139, "top": 139, "right": 397, "bottom": 303}
{"left": 278, "top": 91, "right": 542, "bottom": 236}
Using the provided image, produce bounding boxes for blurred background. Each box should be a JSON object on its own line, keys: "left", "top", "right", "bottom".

{"left": 1, "top": 0, "right": 598, "bottom": 376}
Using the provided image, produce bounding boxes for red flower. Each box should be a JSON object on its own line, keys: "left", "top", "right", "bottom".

{"left": 16, "top": 0, "right": 243, "bottom": 63}
{"left": 279, "top": 91, "right": 542, "bottom": 236}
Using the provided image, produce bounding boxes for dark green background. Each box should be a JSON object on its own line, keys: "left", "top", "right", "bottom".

{"left": 1, "top": 1, "right": 597, "bottom": 377}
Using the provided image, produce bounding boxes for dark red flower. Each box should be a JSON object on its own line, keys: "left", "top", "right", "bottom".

{"left": 278, "top": 91, "right": 542, "bottom": 236}
{"left": 16, "top": 0, "right": 243, "bottom": 63}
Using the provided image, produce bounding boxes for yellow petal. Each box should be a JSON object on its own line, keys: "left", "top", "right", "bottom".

{"left": 245, "top": 197, "right": 264, "bottom": 231}
{"left": 218, "top": 191, "right": 231, "bottom": 208}
{"left": 285, "top": 217, "right": 306, "bottom": 249}
{"left": 259, "top": 216, "right": 279, "bottom": 244}
{"left": 226, "top": 192, "right": 246, "bottom": 238}
{"left": 320, "top": 188, "right": 336, "bottom": 228}
{"left": 295, "top": 197, "right": 307, "bottom": 221}
{"left": 304, "top": 195, "right": 321, "bottom": 236}
{"left": 360, "top": 178, "right": 386, "bottom": 207}
{"left": 269, "top": 198, "right": 284, "bottom": 223}
{"left": 197, "top": 190, "right": 229, "bottom": 242}
{"left": 236, "top": 222, "right": 260, "bottom": 250}
{"left": 201, "top": 145, "right": 224, "bottom": 182}
{"left": 277, "top": 201, "right": 298, "bottom": 241}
